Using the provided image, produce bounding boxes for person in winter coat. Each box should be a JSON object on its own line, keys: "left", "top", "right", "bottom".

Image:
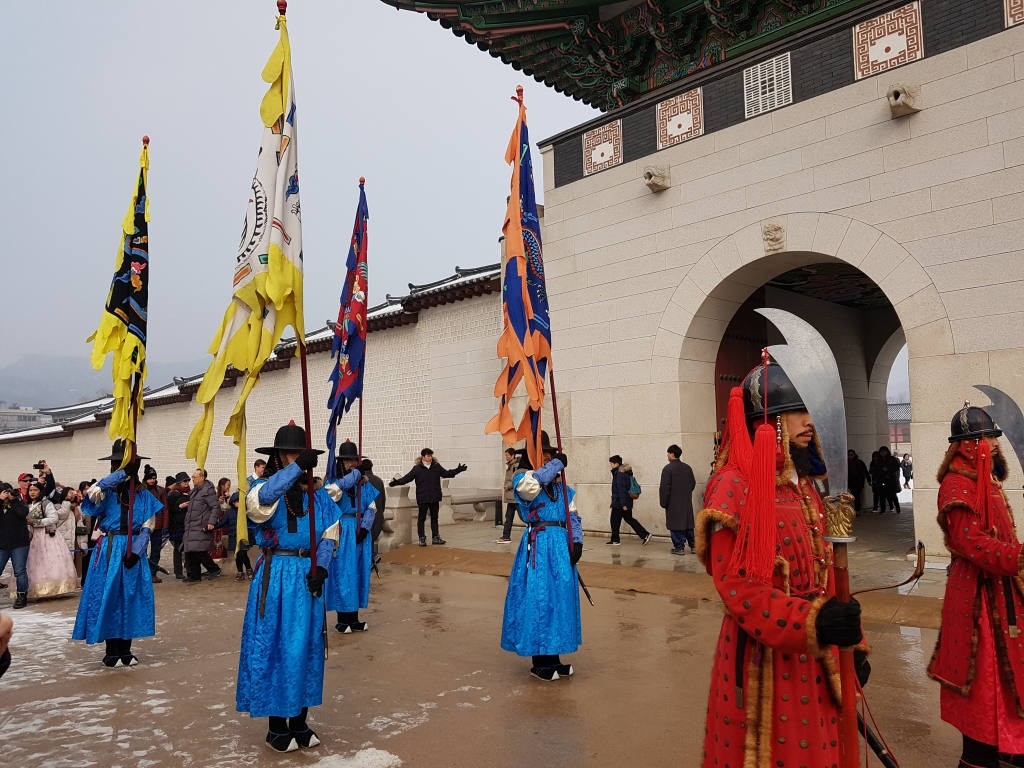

{"left": 659, "top": 445, "right": 696, "bottom": 555}
{"left": 22, "top": 481, "right": 78, "bottom": 601}
{"left": 142, "top": 466, "right": 168, "bottom": 584}
{"left": 501, "top": 432, "right": 583, "bottom": 682}
{"left": 389, "top": 448, "right": 467, "bottom": 547}
{"left": 73, "top": 440, "right": 162, "bottom": 667}
{"left": 900, "top": 453, "right": 913, "bottom": 489}
{"left": 847, "top": 449, "right": 870, "bottom": 511}
{"left": 0, "top": 483, "right": 31, "bottom": 608}
{"left": 54, "top": 487, "right": 78, "bottom": 551}
{"left": 183, "top": 469, "right": 222, "bottom": 582}
{"left": 877, "top": 446, "right": 902, "bottom": 514}
{"left": 607, "top": 455, "right": 651, "bottom": 546}
{"left": 496, "top": 447, "right": 521, "bottom": 544}
{"left": 166, "top": 472, "right": 190, "bottom": 579}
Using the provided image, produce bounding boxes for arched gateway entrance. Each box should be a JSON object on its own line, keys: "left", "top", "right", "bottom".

{"left": 653, "top": 213, "right": 953, "bottom": 558}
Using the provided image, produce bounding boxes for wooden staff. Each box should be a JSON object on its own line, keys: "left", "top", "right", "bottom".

{"left": 126, "top": 372, "right": 142, "bottom": 560}
{"left": 831, "top": 541, "right": 861, "bottom": 768}
{"left": 297, "top": 341, "right": 318, "bottom": 576}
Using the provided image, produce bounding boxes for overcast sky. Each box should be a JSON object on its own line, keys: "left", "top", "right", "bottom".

{"left": 0, "top": 1, "right": 909, "bottom": 398}
{"left": 0, "top": 1, "right": 596, "bottom": 367}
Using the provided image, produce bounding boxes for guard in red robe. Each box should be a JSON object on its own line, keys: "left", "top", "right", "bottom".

{"left": 696, "top": 362, "right": 866, "bottom": 768}
{"left": 929, "top": 404, "right": 1024, "bottom": 768}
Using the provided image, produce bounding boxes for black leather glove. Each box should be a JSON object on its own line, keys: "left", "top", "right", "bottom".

{"left": 306, "top": 565, "right": 328, "bottom": 597}
{"left": 356, "top": 527, "right": 368, "bottom": 545}
{"left": 295, "top": 450, "right": 319, "bottom": 472}
{"left": 854, "top": 649, "right": 871, "bottom": 687}
{"left": 123, "top": 459, "right": 141, "bottom": 478}
{"left": 554, "top": 453, "right": 569, "bottom": 469}
{"left": 569, "top": 542, "right": 583, "bottom": 566}
{"left": 388, "top": 479, "right": 398, "bottom": 487}
{"left": 815, "top": 597, "right": 863, "bottom": 647}
{"left": 122, "top": 552, "right": 140, "bottom": 569}
{"left": 456, "top": 463, "right": 468, "bottom": 474}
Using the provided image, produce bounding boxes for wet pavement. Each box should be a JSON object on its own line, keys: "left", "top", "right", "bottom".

{"left": 1, "top": 540, "right": 961, "bottom": 768}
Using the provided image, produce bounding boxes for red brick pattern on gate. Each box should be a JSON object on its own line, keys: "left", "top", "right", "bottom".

{"left": 852, "top": 2, "right": 923, "bottom": 81}
{"left": 582, "top": 120, "right": 622, "bottom": 176}
{"left": 656, "top": 88, "right": 704, "bottom": 151}
{"left": 1008, "top": 0, "right": 1024, "bottom": 28}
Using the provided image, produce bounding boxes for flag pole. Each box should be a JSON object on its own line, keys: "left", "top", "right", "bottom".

{"left": 357, "top": 177, "right": 366, "bottom": 555}
{"left": 548, "top": 361, "right": 594, "bottom": 606}
{"left": 298, "top": 341, "right": 318, "bottom": 575}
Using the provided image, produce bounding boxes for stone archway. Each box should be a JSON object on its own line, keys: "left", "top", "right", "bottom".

{"left": 652, "top": 212, "right": 953, "bottom": 556}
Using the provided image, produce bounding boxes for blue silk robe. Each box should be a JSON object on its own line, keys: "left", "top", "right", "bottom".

{"left": 323, "top": 479, "right": 378, "bottom": 613}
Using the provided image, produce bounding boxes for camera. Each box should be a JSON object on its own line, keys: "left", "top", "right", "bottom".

{"left": 32, "top": 462, "right": 45, "bottom": 471}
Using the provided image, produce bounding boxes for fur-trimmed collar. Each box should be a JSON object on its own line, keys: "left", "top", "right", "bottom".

{"left": 937, "top": 440, "right": 1009, "bottom": 484}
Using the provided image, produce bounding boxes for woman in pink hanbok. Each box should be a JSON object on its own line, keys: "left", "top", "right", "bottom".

{"left": 18, "top": 482, "right": 79, "bottom": 600}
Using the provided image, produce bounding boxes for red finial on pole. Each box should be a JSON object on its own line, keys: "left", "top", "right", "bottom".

{"left": 359, "top": 177, "right": 365, "bottom": 185}
{"left": 142, "top": 135, "right": 150, "bottom": 146}
{"left": 512, "top": 85, "right": 524, "bottom": 105}
{"left": 277, "top": 0, "right": 287, "bottom": 15}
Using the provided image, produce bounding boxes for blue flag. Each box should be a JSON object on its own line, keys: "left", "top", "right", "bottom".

{"left": 326, "top": 180, "right": 369, "bottom": 482}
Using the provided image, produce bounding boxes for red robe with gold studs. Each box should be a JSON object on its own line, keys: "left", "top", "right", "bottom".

{"left": 929, "top": 439, "right": 1024, "bottom": 751}
{"left": 696, "top": 401, "right": 846, "bottom": 768}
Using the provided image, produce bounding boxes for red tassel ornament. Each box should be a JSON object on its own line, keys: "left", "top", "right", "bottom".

{"left": 728, "top": 422, "right": 779, "bottom": 582}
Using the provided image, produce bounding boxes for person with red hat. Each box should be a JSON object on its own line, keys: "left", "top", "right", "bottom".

{"left": 695, "top": 359, "right": 866, "bottom": 768}
{"left": 928, "top": 404, "right": 1024, "bottom": 768}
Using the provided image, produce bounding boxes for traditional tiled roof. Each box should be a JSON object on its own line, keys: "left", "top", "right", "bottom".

{"left": 382, "top": 0, "right": 873, "bottom": 111}
{"left": 888, "top": 402, "right": 911, "bottom": 424}
{"left": 0, "top": 263, "right": 501, "bottom": 441}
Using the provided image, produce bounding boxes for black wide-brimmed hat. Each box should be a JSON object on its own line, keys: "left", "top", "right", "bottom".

{"left": 540, "top": 431, "right": 557, "bottom": 452}
{"left": 742, "top": 361, "right": 805, "bottom": 421}
{"left": 98, "top": 439, "right": 149, "bottom": 462}
{"left": 337, "top": 441, "right": 360, "bottom": 460}
{"left": 255, "top": 421, "right": 324, "bottom": 456}
{"left": 949, "top": 403, "right": 1002, "bottom": 443}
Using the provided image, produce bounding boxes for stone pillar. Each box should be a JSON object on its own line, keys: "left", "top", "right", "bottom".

{"left": 379, "top": 485, "right": 415, "bottom": 553}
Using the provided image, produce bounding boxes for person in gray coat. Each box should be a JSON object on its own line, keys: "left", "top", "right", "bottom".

{"left": 659, "top": 445, "right": 696, "bottom": 555}
{"left": 183, "top": 468, "right": 222, "bottom": 582}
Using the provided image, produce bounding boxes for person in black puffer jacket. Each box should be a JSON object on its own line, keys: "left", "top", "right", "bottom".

{"left": 389, "top": 448, "right": 467, "bottom": 546}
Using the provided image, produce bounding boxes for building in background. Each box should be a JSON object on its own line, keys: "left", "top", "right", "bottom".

{"left": 0, "top": 406, "right": 51, "bottom": 433}
{"left": 386, "top": 0, "right": 1024, "bottom": 563}
{"left": 888, "top": 402, "right": 912, "bottom": 455}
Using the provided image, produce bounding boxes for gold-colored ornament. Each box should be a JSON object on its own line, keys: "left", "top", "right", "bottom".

{"left": 823, "top": 492, "right": 857, "bottom": 539}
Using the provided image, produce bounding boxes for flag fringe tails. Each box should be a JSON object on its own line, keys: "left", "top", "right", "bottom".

{"left": 185, "top": 8, "right": 305, "bottom": 551}
{"left": 88, "top": 138, "right": 151, "bottom": 466}
{"left": 325, "top": 180, "right": 370, "bottom": 483}
{"left": 485, "top": 86, "right": 552, "bottom": 471}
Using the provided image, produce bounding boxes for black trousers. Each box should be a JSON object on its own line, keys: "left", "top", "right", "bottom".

{"left": 610, "top": 508, "right": 649, "bottom": 542}
{"left": 185, "top": 550, "right": 220, "bottom": 579}
{"left": 104, "top": 638, "right": 132, "bottom": 657}
{"left": 501, "top": 503, "right": 518, "bottom": 539}
{"left": 532, "top": 654, "right": 561, "bottom": 668}
{"left": 170, "top": 538, "right": 185, "bottom": 576}
{"left": 417, "top": 502, "right": 440, "bottom": 539}
{"left": 269, "top": 707, "right": 308, "bottom": 735}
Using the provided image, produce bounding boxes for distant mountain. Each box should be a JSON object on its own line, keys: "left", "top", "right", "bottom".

{"left": 0, "top": 355, "right": 209, "bottom": 409}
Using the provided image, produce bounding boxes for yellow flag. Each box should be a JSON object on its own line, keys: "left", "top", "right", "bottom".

{"left": 88, "top": 138, "right": 151, "bottom": 463}
{"left": 185, "top": 13, "right": 305, "bottom": 549}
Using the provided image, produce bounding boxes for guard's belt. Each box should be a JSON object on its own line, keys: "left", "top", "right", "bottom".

{"left": 526, "top": 520, "right": 567, "bottom": 528}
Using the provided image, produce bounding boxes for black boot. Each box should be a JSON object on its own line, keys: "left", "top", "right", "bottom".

{"left": 289, "top": 707, "right": 320, "bottom": 748}
{"left": 120, "top": 639, "right": 138, "bottom": 667}
{"left": 13, "top": 591, "right": 27, "bottom": 609}
{"left": 419, "top": 536, "right": 427, "bottom": 547}
{"left": 432, "top": 535, "right": 446, "bottom": 546}
{"left": 103, "top": 639, "right": 120, "bottom": 668}
{"left": 267, "top": 716, "right": 298, "bottom": 753}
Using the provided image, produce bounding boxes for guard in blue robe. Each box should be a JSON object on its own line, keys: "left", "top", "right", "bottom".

{"left": 324, "top": 440, "right": 378, "bottom": 633}
{"left": 235, "top": 422, "right": 357, "bottom": 754}
{"left": 501, "top": 432, "right": 583, "bottom": 682}
{"left": 73, "top": 440, "right": 162, "bottom": 667}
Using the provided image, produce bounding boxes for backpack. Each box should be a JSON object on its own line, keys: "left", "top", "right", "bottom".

{"left": 628, "top": 475, "right": 642, "bottom": 499}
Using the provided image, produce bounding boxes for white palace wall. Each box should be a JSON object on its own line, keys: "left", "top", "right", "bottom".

{"left": 0, "top": 294, "right": 507, "bottom": 504}
{"left": 538, "top": 25, "right": 1024, "bottom": 559}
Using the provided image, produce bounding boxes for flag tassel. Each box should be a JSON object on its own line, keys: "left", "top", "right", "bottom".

{"left": 297, "top": 342, "right": 318, "bottom": 575}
